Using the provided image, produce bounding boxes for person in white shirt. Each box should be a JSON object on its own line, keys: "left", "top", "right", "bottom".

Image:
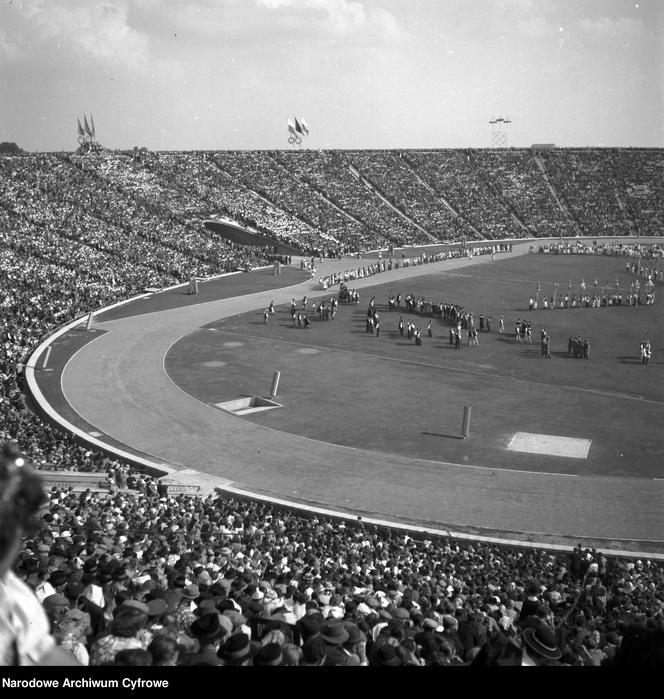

{"left": 0, "top": 440, "right": 79, "bottom": 666}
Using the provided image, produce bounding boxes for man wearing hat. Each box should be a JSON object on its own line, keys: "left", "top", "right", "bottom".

{"left": 253, "top": 642, "right": 284, "bottom": 667}
{"left": 47, "top": 569, "right": 69, "bottom": 593}
{"left": 320, "top": 620, "right": 356, "bottom": 666}
{"left": 173, "top": 584, "right": 198, "bottom": 635}
{"left": 218, "top": 633, "right": 258, "bottom": 666}
{"left": 369, "top": 643, "right": 403, "bottom": 666}
{"left": 343, "top": 622, "right": 367, "bottom": 665}
{"left": 297, "top": 611, "right": 324, "bottom": 644}
{"left": 178, "top": 614, "right": 230, "bottom": 666}
{"left": 521, "top": 624, "right": 563, "bottom": 666}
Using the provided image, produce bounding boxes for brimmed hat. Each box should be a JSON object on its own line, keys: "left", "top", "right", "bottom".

{"left": 122, "top": 600, "right": 150, "bottom": 615}
{"left": 189, "top": 614, "right": 229, "bottom": 642}
{"left": 48, "top": 570, "right": 68, "bottom": 587}
{"left": 182, "top": 584, "right": 199, "bottom": 600}
{"left": 302, "top": 636, "right": 327, "bottom": 665}
{"left": 298, "top": 613, "right": 323, "bottom": 638}
{"left": 321, "top": 622, "right": 349, "bottom": 645}
{"left": 522, "top": 625, "right": 562, "bottom": 660}
{"left": 253, "top": 642, "right": 283, "bottom": 667}
{"left": 219, "top": 633, "right": 255, "bottom": 664}
{"left": 43, "top": 594, "right": 69, "bottom": 611}
{"left": 372, "top": 644, "right": 402, "bottom": 666}
{"left": 392, "top": 607, "right": 410, "bottom": 621}
{"left": 82, "top": 558, "right": 98, "bottom": 573}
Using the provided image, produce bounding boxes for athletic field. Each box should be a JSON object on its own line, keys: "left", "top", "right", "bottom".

{"left": 32, "top": 242, "right": 664, "bottom": 554}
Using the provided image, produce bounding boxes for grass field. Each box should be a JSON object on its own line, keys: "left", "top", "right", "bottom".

{"left": 165, "top": 253, "right": 663, "bottom": 480}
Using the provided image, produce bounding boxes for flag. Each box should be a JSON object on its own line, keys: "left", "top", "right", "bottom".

{"left": 77, "top": 118, "right": 85, "bottom": 137}
{"left": 287, "top": 118, "right": 297, "bottom": 137}
{"left": 83, "top": 114, "right": 92, "bottom": 137}
{"left": 90, "top": 113, "right": 96, "bottom": 138}
{"left": 301, "top": 118, "right": 309, "bottom": 136}
{"left": 294, "top": 116, "right": 304, "bottom": 135}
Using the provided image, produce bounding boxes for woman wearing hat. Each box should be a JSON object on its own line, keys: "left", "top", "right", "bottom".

{"left": 52, "top": 607, "right": 92, "bottom": 666}
{"left": 89, "top": 605, "right": 152, "bottom": 665}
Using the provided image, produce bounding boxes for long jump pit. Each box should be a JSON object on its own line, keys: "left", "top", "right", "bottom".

{"left": 507, "top": 433, "right": 592, "bottom": 459}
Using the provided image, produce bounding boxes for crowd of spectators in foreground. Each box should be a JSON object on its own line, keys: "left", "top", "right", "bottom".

{"left": 7, "top": 480, "right": 662, "bottom": 667}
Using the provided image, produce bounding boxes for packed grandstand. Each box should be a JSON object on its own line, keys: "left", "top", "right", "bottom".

{"left": 1, "top": 148, "right": 664, "bottom": 667}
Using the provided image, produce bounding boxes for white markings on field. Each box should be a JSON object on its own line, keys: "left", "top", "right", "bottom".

{"left": 202, "top": 361, "right": 227, "bottom": 367}
{"left": 296, "top": 348, "right": 320, "bottom": 354}
{"left": 222, "top": 341, "right": 244, "bottom": 347}
{"left": 89, "top": 431, "right": 103, "bottom": 437}
{"left": 507, "top": 432, "right": 591, "bottom": 459}
{"left": 42, "top": 346, "right": 52, "bottom": 369}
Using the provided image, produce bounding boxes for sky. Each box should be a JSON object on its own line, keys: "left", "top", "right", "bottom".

{"left": 0, "top": 0, "right": 662, "bottom": 151}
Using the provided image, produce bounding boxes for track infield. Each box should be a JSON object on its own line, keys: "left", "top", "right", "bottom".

{"left": 166, "top": 253, "right": 664, "bottom": 479}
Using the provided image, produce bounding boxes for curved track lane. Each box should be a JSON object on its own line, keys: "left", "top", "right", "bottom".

{"left": 58, "top": 247, "right": 664, "bottom": 550}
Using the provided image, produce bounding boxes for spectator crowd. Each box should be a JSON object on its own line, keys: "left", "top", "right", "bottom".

{"left": 1, "top": 147, "right": 663, "bottom": 667}
{"left": 7, "top": 484, "right": 664, "bottom": 667}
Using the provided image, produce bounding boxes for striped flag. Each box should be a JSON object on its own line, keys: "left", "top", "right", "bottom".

{"left": 301, "top": 118, "right": 310, "bottom": 136}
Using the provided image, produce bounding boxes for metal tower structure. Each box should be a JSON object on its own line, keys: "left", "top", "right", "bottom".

{"left": 489, "top": 116, "right": 511, "bottom": 148}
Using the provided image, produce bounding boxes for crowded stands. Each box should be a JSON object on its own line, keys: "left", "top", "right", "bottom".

{"left": 3, "top": 477, "right": 664, "bottom": 667}
{"left": 1, "top": 147, "right": 664, "bottom": 667}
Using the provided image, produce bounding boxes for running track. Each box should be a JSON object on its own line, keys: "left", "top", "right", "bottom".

{"left": 28, "top": 242, "right": 664, "bottom": 557}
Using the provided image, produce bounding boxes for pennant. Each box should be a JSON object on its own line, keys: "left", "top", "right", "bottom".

{"left": 90, "top": 113, "right": 96, "bottom": 138}
{"left": 301, "top": 118, "right": 309, "bottom": 136}
{"left": 294, "top": 116, "right": 304, "bottom": 135}
{"left": 77, "top": 118, "right": 85, "bottom": 137}
{"left": 287, "top": 118, "right": 297, "bottom": 136}
{"left": 83, "top": 114, "right": 92, "bottom": 137}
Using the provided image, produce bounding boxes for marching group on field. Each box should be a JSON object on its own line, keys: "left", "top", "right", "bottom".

{"left": 260, "top": 276, "right": 655, "bottom": 365}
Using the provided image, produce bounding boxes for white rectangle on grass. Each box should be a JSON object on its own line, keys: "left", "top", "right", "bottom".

{"left": 507, "top": 432, "right": 591, "bottom": 459}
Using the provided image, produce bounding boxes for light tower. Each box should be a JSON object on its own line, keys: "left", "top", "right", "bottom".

{"left": 489, "top": 116, "right": 511, "bottom": 148}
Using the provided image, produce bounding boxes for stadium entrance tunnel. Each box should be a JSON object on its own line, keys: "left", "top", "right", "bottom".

{"left": 214, "top": 396, "right": 282, "bottom": 416}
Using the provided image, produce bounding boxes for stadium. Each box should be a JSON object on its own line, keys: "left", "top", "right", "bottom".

{"left": 1, "top": 0, "right": 664, "bottom": 671}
